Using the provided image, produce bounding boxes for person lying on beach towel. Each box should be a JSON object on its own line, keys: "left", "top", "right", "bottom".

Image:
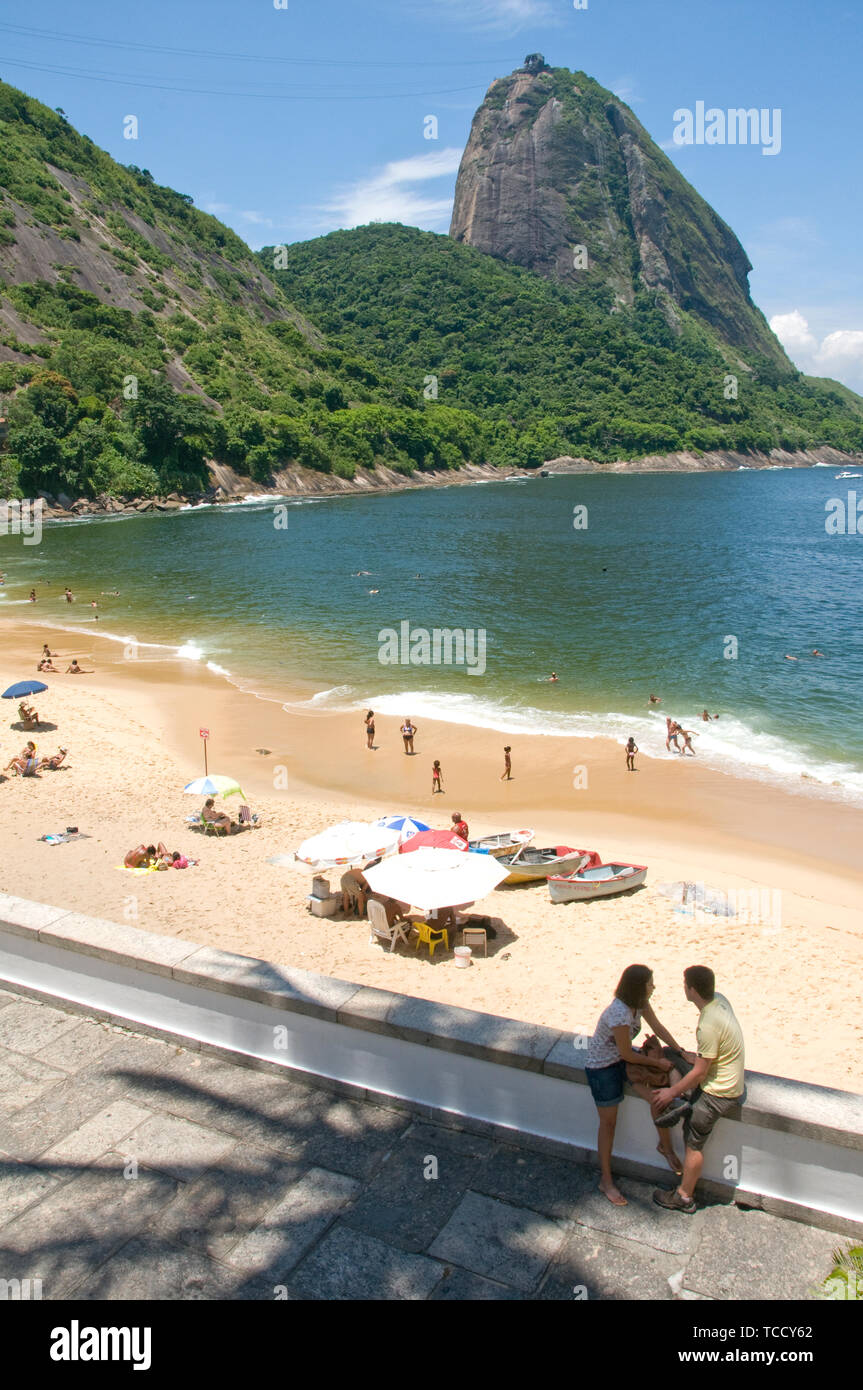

{"left": 124, "top": 842, "right": 166, "bottom": 869}
{"left": 154, "top": 850, "right": 195, "bottom": 869}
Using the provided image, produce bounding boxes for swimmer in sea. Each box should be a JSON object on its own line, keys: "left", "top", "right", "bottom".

{"left": 548, "top": 672, "right": 559, "bottom": 682}
{"left": 368, "top": 589, "right": 379, "bottom": 595}
{"left": 648, "top": 693, "right": 662, "bottom": 705}
{"left": 784, "top": 654, "right": 799, "bottom": 661}
{"left": 812, "top": 649, "right": 824, "bottom": 657}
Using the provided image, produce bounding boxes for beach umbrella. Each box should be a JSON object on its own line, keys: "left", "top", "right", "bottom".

{"left": 183, "top": 774, "right": 245, "bottom": 799}
{"left": 374, "top": 815, "right": 429, "bottom": 843}
{"left": 364, "top": 846, "right": 506, "bottom": 911}
{"left": 399, "top": 829, "right": 468, "bottom": 854}
{"left": 295, "top": 820, "right": 401, "bottom": 869}
{"left": 3, "top": 680, "right": 48, "bottom": 699}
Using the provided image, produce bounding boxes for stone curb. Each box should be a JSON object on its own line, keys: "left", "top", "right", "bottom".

{"left": 0, "top": 892, "right": 861, "bottom": 1159}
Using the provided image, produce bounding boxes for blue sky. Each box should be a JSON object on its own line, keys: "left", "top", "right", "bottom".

{"left": 2, "top": 0, "right": 862, "bottom": 388}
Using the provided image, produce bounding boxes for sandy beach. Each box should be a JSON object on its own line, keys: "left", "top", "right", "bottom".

{"left": 0, "top": 617, "right": 861, "bottom": 1093}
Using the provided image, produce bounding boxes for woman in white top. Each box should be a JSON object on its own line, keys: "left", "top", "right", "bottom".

{"left": 584, "top": 964, "right": 691, "bottom": 1207}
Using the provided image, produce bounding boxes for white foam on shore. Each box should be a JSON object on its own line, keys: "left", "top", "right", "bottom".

{"left": 297, "top": 686, "right": 863, "bottom": 808}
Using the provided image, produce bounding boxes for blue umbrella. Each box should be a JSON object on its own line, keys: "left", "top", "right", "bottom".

{"left": 374, "top": 815, "right": 430, "bottom": 843}
{"left": 3, "top": 681, "right": 48, "bottom": 699}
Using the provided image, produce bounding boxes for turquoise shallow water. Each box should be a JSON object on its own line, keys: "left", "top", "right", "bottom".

{"left": 1, "top": 467, "right": 861, "bottom": 802}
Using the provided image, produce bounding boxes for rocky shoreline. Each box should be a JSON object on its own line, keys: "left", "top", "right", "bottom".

{"left": 34, "top": 445, "right": 863, "bottom": 520}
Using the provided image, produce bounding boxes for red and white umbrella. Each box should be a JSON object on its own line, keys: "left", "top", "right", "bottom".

{"left": 399, "top": 829, "right": 468, "bottom": 854}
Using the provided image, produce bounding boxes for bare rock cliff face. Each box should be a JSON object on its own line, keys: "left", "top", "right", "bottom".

{"left": 451, "top": 65, "right": 789, "bottom": 368}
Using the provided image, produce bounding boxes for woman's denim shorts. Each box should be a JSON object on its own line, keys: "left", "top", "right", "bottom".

{"left": 585, "top": 1059, "right": 626, "bottom": 1108}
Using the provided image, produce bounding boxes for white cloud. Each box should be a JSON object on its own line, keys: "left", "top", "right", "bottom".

{"left": 321, "top": 147, "right": 464, "bottom": 232}
{"left": 431, "top": 0, "right": 555, "bottom": 31}
{"left": 771, "top": 310, "right": 863, "bottom": 392}
{"left": 770, "top": 309, "right": 817, "bottom": 355}
{"left": 817, "top": 329, "right": 863, "bottom": 368}
{"left": 240, "top": 210, "right": 275, "bottom": 227}
{"left": 204, "top": 201, "right": 232, "bottom": 215}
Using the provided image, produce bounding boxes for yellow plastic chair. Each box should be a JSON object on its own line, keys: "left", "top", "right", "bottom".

{"left": 413, "top": 921, "right": 449, "bottom": 958}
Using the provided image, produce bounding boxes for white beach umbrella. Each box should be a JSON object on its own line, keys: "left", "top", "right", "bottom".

{"left": 295, "top": 820, "right": 401, "bottom": 869}
{"left": 363, "top": 847, "right": 507, "bottom": 911}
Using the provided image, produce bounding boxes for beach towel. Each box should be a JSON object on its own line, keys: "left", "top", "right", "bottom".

{"left": 39, "top": 832, "right": 92, "bottom": 845}
{"left": 115, "top": 863, "right": 159, "bottom": 874}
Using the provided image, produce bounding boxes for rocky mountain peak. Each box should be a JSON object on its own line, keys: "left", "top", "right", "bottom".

{"left": 450, "top": 63, "right": 790, "bottom": 367}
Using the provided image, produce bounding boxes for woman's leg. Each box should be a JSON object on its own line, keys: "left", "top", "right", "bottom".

{"left": 596, "top": 1105, "right": 627, "bottom": 1204}
{"left": 631, "top": 1073, "right": 684, "bottom": 1173}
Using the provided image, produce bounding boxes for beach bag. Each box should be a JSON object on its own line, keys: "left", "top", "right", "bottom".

{"left": 625, "top": 1035, "right": 668, "bottom": 1088}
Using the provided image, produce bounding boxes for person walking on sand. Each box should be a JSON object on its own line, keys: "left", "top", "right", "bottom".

{"left": 584, "top": 964, "right": 692, "bottom": 1207}
{"left": 500, "top": 745, "right": 512, "bottom": 781}
{"left": 679, "top": 728, "right": 696, "bottom": 756}
{"left": 364, "top": 710, "right": 375, "bottom": 750}
{"left": 625, "top": 736, "right": 638, "bottom": 771}
{"left": 652, "top": 965, "right": 745, "bottom": 1214}
{"left": 431, "top": 759, "right": 443, "bottom": 794}
{"left": 400, "top": 717, "right": 417, "bottom": 755}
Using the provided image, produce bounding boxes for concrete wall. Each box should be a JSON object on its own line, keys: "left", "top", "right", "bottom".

{"left": 0, "top": 892, "right": 860, "bottom": 1236}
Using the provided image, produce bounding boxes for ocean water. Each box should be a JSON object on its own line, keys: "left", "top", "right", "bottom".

{"left": 1, "top": 468, "right": 861, "bottom": 803}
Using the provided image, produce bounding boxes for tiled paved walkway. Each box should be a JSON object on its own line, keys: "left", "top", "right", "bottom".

{"left": 0, "top": 988, "right": 849, "bottom": 1300}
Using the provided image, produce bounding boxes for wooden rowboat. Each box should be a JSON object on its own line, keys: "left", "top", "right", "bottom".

{"left": 548, "top": 862, "right": 648, "bottom": 903}
{"left": 468, "top": 828, "right": 535, "bottom": 858}
{"left": 498, "top": 846, "right": 591, "bottom": 885}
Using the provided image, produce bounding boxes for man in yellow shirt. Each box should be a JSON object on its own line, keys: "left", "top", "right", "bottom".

{"left": 652, "top": 964, "right": 745, "bottom": 1213}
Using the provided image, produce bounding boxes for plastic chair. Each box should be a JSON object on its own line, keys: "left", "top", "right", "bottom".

{"left": 413, "top": 920, "right": 449, "bottom": 958}
{"left": 368, "top": 899, "right": 411, "bottom": 953}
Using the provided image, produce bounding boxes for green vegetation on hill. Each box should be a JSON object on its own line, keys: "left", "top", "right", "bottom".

{"left": 1, "top": 79, "right": 861, "bottom": 504}
{"left": 0, "top": 83, "right": 490, "bottom": 498}
{"left": 263, "top": 223, "right": 863, "bottom": 462}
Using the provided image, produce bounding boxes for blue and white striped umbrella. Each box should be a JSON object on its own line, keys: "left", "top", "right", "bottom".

{"left": 374, "top": 815, "right": 430, "bottom": 843}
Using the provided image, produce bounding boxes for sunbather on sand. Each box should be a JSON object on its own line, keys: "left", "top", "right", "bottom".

{"left": 18, "top": 703, "right": 39, "bottom": 727}
{"left": 5, "top": 741, "right": 38, "bottom": 775}
{"left": 155, "top": 848, "right": 192, "bottom": 870}
{"left": 41, "top": 747, "right": 68, "bottom": 770}
{"left": 124, "top": 842, "right": 167, "bottom": 868}
{"left": 202, "top": 798, "right": 233, "bottom": 834}
{"left": 66, "top": 659, "right": 93, "bottom": 674}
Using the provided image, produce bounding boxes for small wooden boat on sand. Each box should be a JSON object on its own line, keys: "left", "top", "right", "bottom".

{"left": 499, "top": 846, "right": 592, "bottom": 885}
{"left": 548, "top": 862, "right": 648, "bottom": 903}
{"left": 468, "top": 828, "right": 535, "bottom": 858}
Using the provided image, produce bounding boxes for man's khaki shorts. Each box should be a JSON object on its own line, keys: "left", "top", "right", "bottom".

{"left": 683, "top": 1087, "right": 743, "bottom": 1152}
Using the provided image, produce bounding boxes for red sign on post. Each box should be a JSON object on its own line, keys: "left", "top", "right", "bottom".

{"left": 199, "top": 728, "right": 210, "bottom": 776}
{"left": 199, "top": 728, "right": 209, "bottom": 740}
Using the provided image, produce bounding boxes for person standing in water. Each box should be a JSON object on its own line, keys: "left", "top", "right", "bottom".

{"left": 432, "top": 760, "right": 442, "bottom": 794}
{"left": 500, "top": 746, "right": 512, "bottom": 781}
{"left": 625, "top": 737, "right": 638, "bottom": 771}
